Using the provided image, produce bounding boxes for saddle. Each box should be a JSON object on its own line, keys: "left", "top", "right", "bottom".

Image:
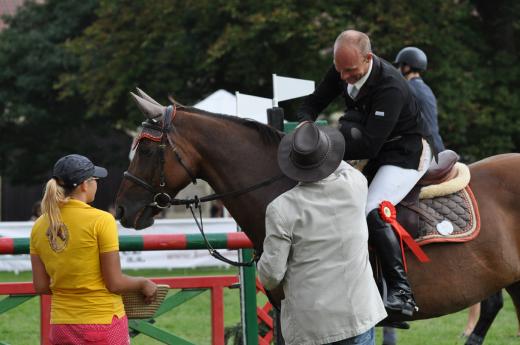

{"left": 371, "top": 151, "right": 480, "bottom": 324}
{"left": 418, "top": 149, "right": 459, "bottom": 186}
{"left": 396, "top": 150, "right": 480, "bottom": 245}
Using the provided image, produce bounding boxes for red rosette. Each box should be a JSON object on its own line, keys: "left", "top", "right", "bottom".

{"left": 378, "top": 201, "right": 430, "bottom": 272}
{"left": 379, "top": 201, "right": 396, "bottom": 222}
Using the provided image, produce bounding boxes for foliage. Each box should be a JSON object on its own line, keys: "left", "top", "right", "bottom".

{"left": 0, "top": 0, "right": 130, "bottom": 184}
{"left": 54, "top": 0, "right": 520, "bottom": 160}
{"left": 0, "top": 0, "right": 519, "bottom": 184}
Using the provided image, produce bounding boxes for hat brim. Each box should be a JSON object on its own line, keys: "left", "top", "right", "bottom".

{"left": 92, "top": 166, "right": 108, "bottom": 179}
{"left": 278, "top": 126, "right": 345, "bottom": 183}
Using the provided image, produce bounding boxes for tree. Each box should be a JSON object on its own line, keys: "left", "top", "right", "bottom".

{"left": 63, "top": 0, "right": 520, "bottom": 160}
{"left": 1, "top": 0, "right": 519, "bottom": 186}
{"left": 0, "top": 0, "right": 130, "bottom": 184}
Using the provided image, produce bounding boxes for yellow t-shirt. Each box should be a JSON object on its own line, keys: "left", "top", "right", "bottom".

{"left": 30, "top": 199, "right": 125, "bottom": 324}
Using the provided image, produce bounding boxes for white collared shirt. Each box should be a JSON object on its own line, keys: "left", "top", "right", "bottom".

{"left": 347, "top": 58, "right": 373, "bottom": 98}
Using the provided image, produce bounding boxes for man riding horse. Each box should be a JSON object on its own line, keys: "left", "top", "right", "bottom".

{"left": 296, "top": 30, "right": 442, "bottom": 316}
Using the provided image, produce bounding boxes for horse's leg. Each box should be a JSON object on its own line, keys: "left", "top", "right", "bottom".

{"left": 464, "top": 290, "right": 503, "bottom": 345}
{"left": 505, "top": 281, "right": 520, "bottom": 336}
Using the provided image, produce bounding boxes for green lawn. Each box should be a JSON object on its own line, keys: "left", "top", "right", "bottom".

{"left": 0, "top": 269, "right": 519, "bottom": 344}
{"left": 0, "top": 268, "right": 244, "bottom": 345}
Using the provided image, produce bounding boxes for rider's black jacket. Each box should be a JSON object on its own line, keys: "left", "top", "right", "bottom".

{"left": 297, "top": 55, "right": 441, "bottom": 178}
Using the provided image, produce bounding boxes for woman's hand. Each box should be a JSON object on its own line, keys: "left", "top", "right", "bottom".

{"left": 141, "top": 279, "right": 158, "bottom": 304}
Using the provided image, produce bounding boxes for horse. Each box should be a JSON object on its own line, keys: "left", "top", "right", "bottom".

{"left": 115, "top": 91, "right": 520, "bottom": 331}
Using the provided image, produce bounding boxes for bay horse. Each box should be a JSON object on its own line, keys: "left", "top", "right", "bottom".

{"left": 115, "top": 91, "right": 520, "bottom": 329}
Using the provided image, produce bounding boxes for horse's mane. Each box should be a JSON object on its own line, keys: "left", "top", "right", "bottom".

{"left": 181, "top": 106, "right": 283, "bottom": 145}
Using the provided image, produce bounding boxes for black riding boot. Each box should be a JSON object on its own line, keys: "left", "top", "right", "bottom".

{"left": 367, "top": 208, "right": 417, "bottom": 316}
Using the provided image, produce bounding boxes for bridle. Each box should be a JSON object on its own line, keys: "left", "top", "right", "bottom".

{"left": 122, "top": 104, "right": 284, "bottom": 266}
{"left": 123, "top": 104, "right": 284, "bottom": 208}
{"left": 123, "top": 105, "right": 197, "bottom": 209}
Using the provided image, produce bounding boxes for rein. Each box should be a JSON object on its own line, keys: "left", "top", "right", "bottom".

{"left": 123, "top": 105, "right": 284, "bottom": 267}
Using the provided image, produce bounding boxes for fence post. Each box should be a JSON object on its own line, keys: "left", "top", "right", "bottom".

{"left": 239, "top": 247, "right": 259, "bottom": 345}
{"left": 211, "top": 286, "right": 225, "bottom": 345}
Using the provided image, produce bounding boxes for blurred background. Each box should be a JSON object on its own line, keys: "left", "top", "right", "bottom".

{"left": 0, "top": 0, "right": 518, "bottom": 220}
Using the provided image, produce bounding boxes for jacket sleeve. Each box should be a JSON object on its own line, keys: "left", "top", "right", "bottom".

{"left": 339, "top": 86, "right": 404, "bottom": 159}
{"left": 257, "top": 205, "right": 292, "bottom": 290}
{"left": 296, "top": 65, "right": 342, "bottom": 122}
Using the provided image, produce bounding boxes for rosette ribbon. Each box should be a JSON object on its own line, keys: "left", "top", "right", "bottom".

{"left": 379, "top": 201, "right": 430, "bottom": 272}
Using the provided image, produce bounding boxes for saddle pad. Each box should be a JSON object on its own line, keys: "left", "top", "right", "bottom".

{"left": 414, "top": 186, "right": 480, "bottom": 246}
{"left": 397, "top": 185, "right": 480, "bottom": 246}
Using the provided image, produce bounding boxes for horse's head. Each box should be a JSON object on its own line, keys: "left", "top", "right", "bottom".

{"left": 115, "top": 88, "right": 198, "bottom": 229}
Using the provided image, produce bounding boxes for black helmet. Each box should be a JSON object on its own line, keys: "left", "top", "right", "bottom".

{"left": 394, "top": 46, "right": 427, "bottom": 71}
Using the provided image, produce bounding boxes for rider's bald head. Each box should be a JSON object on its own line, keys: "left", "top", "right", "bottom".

{"left": 334, "top": 30, "right": 372, "bottom": 56}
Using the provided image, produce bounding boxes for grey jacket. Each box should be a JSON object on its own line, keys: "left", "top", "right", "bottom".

{"left": 257, "top": 162, "right": 386, "bottom": 345}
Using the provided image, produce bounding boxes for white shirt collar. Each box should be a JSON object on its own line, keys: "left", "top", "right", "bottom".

{"left": 348, "top": 58, "right": 373, "bottom": 92}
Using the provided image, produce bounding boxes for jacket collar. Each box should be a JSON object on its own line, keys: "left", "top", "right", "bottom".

{"left": 354, "top": 54, "right": 381, "bottom": 100}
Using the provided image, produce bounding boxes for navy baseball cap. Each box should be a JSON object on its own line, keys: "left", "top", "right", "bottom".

{"left": 52, "top": 154, "right": 108, "bottom": 188}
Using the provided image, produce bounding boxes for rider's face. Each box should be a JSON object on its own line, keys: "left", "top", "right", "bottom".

{"left": 334, "top": 46, "right": 372, "bottom": 85}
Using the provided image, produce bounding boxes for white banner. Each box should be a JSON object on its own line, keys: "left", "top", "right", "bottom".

{"left": 235, "top": 92, "right": 272, "bottom": 124}
{"left": 273, "top": 74, "right": 315, "bottom": 105}
{"left": 0, "top": 218, "right": 239, "bottom": 273}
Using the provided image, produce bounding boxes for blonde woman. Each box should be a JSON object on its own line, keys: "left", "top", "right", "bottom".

{"left": 30, "top": 154, "right": 157, "bottom": 345}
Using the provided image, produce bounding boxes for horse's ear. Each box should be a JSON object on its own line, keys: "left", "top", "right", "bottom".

{"left": 135, "top": 87, "right": 161, "bottom": 106}
{"left": 168, "top": 94, "right": 186, "bottom": 107}
{"left": 130, "top": 92, "right": 166, "bottom": 119}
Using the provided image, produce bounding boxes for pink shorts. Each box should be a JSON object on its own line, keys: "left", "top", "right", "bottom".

{"left": 50, "top": 315, "right": 130, "bottom": 345}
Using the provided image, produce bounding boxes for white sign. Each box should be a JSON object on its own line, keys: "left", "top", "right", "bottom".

{"left": 272, "top": 74, "right": 315, "bottom": 106}
{"left": 0, "top": 218, "right": 239, "bottom": 273}
{"left": 235, "top": 92, "right": 272, "bottom": 124}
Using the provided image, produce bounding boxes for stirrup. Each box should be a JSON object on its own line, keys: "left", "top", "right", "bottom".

{"left": 386, "top": 290, "right": 418, "bottom": 316}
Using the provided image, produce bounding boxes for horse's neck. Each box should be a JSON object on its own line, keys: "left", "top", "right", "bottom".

{"left": 179, "top": 111, "right": 295, "bottom": 248}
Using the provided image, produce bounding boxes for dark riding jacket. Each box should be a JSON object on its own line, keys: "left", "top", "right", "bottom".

{"left": 408, "top": 77, "right": 445, "bottom": 152}
{"left": 297, "top": 55, "right": 441, "bottom": 178}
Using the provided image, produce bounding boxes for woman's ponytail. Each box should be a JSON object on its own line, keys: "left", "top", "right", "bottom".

{"left": 41, "top": 179, "right": 70, "bottom": 235}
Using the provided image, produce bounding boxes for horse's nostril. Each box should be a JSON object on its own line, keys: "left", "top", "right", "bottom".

{"left": 115, "top": 206, "right": 124, "bottom": 220}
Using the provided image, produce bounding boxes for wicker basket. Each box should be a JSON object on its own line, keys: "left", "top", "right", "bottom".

{"left": 122, "top": 284, "right": 169, "bottom": 319}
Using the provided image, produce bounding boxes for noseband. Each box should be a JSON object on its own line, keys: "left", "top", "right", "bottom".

{"left": 123, "top": 105, "right": 197, "bottom": 209}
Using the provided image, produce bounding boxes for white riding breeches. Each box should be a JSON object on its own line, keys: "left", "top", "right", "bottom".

{"left": 365, "top": 140, "right": 432, "bottom": 215}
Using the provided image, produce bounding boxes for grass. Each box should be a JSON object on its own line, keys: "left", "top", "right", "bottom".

{"left": 0, "top": 269, "right": 519, "bottom": 344}
{"left": 383, "top": 297, "right": 519, "bottom": 345}
{"left": 0, "top": 268, "right": 243, "bottom": 345}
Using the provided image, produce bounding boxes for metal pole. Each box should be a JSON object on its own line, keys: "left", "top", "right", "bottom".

{"left": 272, "top": 74, "right": 278, "bottom": 107}
{"left": 239, "top": 246, "right": 259, "bottom": 345}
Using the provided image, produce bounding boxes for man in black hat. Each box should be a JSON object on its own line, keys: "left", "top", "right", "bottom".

{"left": 257, "top": 122, "right": 386, "bottom": 345}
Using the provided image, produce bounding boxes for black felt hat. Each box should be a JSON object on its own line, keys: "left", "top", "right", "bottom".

{"left": 53, "top": 154, "right": 107, "bottom": 188}
{"left": 278, "top": 121, "right": 345, "bottom": 182}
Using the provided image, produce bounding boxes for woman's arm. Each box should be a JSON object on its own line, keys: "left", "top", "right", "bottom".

{"left": 30, "top": 254, "right": 51, "bottom": 294}
{"left": 100, "top": 251, "right": 157, "bottom": 303}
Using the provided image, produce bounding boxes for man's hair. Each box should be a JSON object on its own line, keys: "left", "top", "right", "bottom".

{"left": 334, "top": 30, "right": 372, "bottom": 56}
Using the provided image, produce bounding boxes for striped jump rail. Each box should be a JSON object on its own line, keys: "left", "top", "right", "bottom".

{"left": 0, "top": 232, "right": 254, "bottom": 254}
